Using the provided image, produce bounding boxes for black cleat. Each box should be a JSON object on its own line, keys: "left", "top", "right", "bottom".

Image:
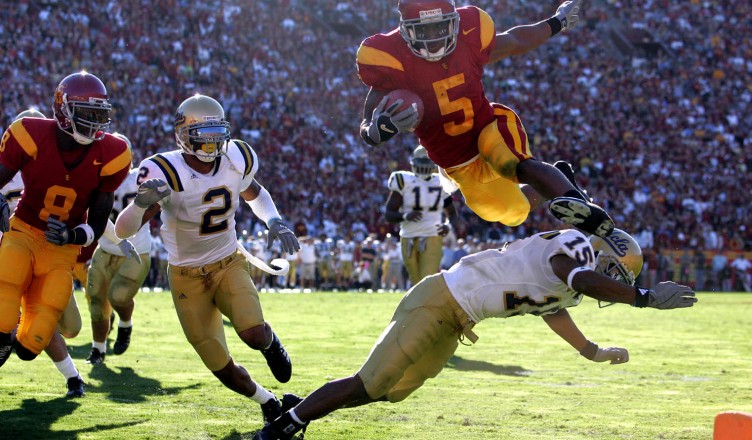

{"left": 113, "top": 326, "right": 132, "bottom": 355}
{"left": 66, "top": 376, "right": 85, "bottom": 398}
{"left": 254, "top": 412, "right": 307, "bottom": 440}
{"left": 280, "top": 393, "right": 303, "bottom": 412}
{"left": 553, "top": 160, "right": 591, "bottom": 202}
{"left": 261, "top": 333, "right": 292, "bottom": 383}
{"left": 86, "top": 348, "right": 106, "bottom": 365}
{"left": 549, "top": 197, "right": 615, "bottom": 238}
{"left": 260, "top": 396, "right": 282, "bottom": 425}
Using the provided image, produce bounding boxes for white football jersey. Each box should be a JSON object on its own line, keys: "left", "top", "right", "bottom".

{"left": 443, "top": 229, "right": 597, "bottom": 323}
{"left": 338, "top": 240, "right": 355, "bottom": 262}
{"left": 387, "top": 171, "right": 449, "bottom": 238}
{"left": 2, "top": 173, "right": 24, "bottom": 213}
{"left": 99, "top": 168, "right": 152, "bottom": 256}
{"left": 138, "top": 140, "right": 258, "bottom": 266}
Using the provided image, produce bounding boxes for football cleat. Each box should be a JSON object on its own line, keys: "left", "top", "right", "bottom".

{"left": 553, "top": 160, "right": 592, "bottom": 202}
{"left": 261, "top": 333, "right": 292, "bottom": 383}
{"left": 86, "top": 348, "right": 106, "bottom": 365}
{"left": 113, "top": 326, "right": 132, "bottom": 355}
{"left": 549, "top": 197, "right": 615, "bottom": 238}
{"left": 260, "top": 396, "right": 282, "bottom": 425}
{"left": 254, "top": 412, "right": 308, "bottom": 440}
{"left": 0, "top": 343, "right": 12, "bottom": 369}
{"left": 66, "top": 376, "right": 86, "bottom": 398}
{"left": 280, "top": 393, "right": 303, "bottom": 412}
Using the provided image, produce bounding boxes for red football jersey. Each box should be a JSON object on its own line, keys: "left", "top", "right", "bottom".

{"left": 0, "top": 118, "right": 131, "bottom": 231}
{"left": 357, "top": 6, "right": 497, "bottom": 169}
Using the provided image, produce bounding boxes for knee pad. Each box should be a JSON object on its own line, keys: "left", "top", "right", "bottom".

{"left": 14, "top": 341, "right": 38, "bottom": 361}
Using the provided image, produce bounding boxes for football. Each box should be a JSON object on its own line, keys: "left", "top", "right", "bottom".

{"left": 384, "top": 89, "right": 424, "bottom": 129}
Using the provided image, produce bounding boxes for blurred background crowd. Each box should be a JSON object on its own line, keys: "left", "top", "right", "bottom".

{"left": 2, "top": 0, "right": 750, "bottom": 290}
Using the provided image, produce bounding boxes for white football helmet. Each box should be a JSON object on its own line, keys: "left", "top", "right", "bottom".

{"left": 410, "top": 145, "right": 437, "bottom": 180}
{"left": 590, "top": 228, "right": 643, "bottom": 286}
{"left": 174, "top": 94, "right": 230, "bottom": 163}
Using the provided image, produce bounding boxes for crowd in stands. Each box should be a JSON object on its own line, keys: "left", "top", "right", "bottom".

{"left": 2, "top": 1, "right": 750, "bottom": 290}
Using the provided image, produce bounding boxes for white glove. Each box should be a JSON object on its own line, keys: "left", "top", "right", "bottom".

{"left": 592, "top": 347, "right": 629, "bottom": 365}
{"left": 554, "top": 0, "right": 581, "bottom": 32}
{"left": 117, "top": 239, "right": 142, "bottom": 264}
{"left": 366, "top": 96, "right": 420, "bottom": 144}
{"left": 135, "top": 179, "right": 171, "bottom": 208}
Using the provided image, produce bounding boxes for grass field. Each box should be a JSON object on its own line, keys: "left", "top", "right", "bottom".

{"left": 1, "top": 290, "right": 750, "bottom": 440}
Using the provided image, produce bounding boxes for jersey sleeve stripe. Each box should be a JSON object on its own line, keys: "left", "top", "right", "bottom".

{"left": 234, "top": 140, "right": 255, "bottom": 177}
{"left": 478, "top": 9, "right": 495, "bottom": 51}
{"left": 101, "top": 148, "right": 132, "bottom": 177}
{"left": 8, "top": 120, "right": 38, "bottom": 160}
{"left": 356, "top": 45, "right": 405, "bottom": 72}
{"left": 396, "top": 173, "right": 404, "bottom": 190}
{"left": 493, "top": 105, "right": 529, "bottom": 157}
{"left": 149, "top": 154, "right": 184, "bottom": 192}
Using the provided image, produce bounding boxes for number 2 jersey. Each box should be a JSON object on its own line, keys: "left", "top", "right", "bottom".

{"left": 137, "top": 140, "right": 258, "bottom": 266}
{"left": 356, "top": 6, "right": 498, "bottom": 169}
{"left": 0, "top": 117, "right": 130, "bottom": 231}
{"left": 387, "top": 171, "right": 450, "bottom": 238}
{"left": 443, "top": 229, "right": 597, "bottom": 323}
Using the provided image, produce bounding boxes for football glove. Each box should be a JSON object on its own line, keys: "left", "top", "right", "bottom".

{"left": 592, "top": 346, "right": 629, "bottom": 365}
{"left": 548, "top": 196, "right": 615, "bottom": 238}
{"left": 366, "top": 96, "right": 420, "bottom": 144}
{"left": 554, "top": 0, "right": 580, "bottom": 32}
{"left": 267, "top": 218, "right": 300, "bottom": 255}
{"left": 45, "top": 218, "right": 74, "bottom": 246}
{"left": 0, "top": 193, "right": 9, "bottom": 233}
{"left": 135, "top": 179, "right": 171, "bottom": 208}
{"left": 633, "top": 282, "right": 697, "bottom": 309}
{"left": 117, "top": 239, "right": 142, "bottom": 264}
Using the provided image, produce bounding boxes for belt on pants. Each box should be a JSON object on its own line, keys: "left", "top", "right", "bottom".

{"left": 172, "top": 252, "right": 237, "bottom": 277}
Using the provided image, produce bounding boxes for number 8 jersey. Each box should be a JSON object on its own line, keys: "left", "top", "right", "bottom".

{"left": 136, "top": 140, "right": 258, "bottom": 267}
{"left": 443, "top": 229, "right": 597, "bottom": 323}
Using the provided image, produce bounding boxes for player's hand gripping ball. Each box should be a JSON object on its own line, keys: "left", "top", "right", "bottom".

{"left": 384, "top": 89, "right": 424, "bottom": 131}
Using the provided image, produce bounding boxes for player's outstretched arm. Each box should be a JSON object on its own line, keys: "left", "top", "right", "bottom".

{"left": 542, "top": 309, "right": 629, "bottom": 365}
{"left": 242, "top": 180, "right": 300, "bottom": 255}
{"left": 115, "top": 179, "right": 168, "bottom": 239}
{"left": 490, "top": 0, "right": 581, "bottom": 62}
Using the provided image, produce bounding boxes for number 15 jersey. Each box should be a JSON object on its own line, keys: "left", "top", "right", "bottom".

{"left": 137, "top": 140, "right": 258, "bottom": 267}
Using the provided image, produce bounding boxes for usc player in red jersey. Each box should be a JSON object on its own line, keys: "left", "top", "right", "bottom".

{"left": 0, "top": 72, "right": 131, "bottom": 368}
{"left": 357, "top": 0, "right": 615, "bottom": 239}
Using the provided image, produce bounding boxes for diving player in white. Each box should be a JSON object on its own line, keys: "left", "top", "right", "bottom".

{"left": 257, "top": 229, "right": 697, "bottom": 439}
{"left": 385, "top": 145, "right": 457, "bottom": 286}
{"left": 115, "top": 94, "right": 301, "bottom": 425}
{"left": 85, "top": 133, "right": 151, "bottom": 365}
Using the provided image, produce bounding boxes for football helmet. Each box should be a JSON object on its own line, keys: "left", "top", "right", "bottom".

{"left": 52, "top": 72, "right": 112, "bottom": 145}
{"left": 14, "top": 108, "right": 45, "bottom": 121}
{"left": 410, "top": 145, "right": 437, "bottom": 179}
{"left": 398, "top": 0, "right": 460, "bottom": 62}
{"left": 174, "top": 94, "right": 231, "bottom": 163}
{"left": 590, "top": 228, "right": 643, "bottom": 286}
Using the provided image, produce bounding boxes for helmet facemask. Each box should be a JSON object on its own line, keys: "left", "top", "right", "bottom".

{"left": 400, "top": 9, "right": 459, "bottom": 62}
{"left": 60, "top": 97, "right": 112, "bottom": 145}
{"left": 411, "top": 157, "right": 437, "bottom": 179}
{"left": 177, "top": 120, "right": 231, "bottom": 163}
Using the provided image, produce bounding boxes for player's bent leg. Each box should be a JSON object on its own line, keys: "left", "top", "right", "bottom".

{"left": 17, "top": 267, "right": 73, "bottom": 355}
{"left": 212, "top": 358, "right": 282, "bottom": 424}
{"left": 44, "top": 331, "right": 85, "bottom": 398}
{"left": 57, "top": 293, "right": 82, "bottom": 339}
{"left": 417, "top": 236, "right": 443, "bottom": 281}
{"left": 110, "top": 262, "right": 148, "bottom": 355}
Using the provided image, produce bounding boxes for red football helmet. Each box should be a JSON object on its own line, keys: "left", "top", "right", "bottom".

{"left": 398, "top": 0, "right": 460, "bottom": 62}
{"left": 52, "top": 71, "right": 112, "bottom": 145}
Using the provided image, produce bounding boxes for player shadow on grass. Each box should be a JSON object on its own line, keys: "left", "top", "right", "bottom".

{"left": 446, "top": 355, "right": 532, "bottom": 376}
{"left": 85, "top": 363, "right": 202, "bottom": 403}
{"left": 0, "top": 396, "right": 135, "bottom": 439}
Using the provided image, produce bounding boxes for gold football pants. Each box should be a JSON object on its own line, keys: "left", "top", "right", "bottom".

{"left": 86, "top": 247, "right": 151, "bottom": 322}
{"left": 0, "top": 217, "right": 79, "bottom": 354}
{"left": 400, "top": 236, "right": 443, "bottom": 286}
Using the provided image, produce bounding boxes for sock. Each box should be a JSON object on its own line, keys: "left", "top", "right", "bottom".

{"left": 92, "top": 341, "right": 106, "bottom": 353}
{"left": 118, "top": 320, "right": 132, "bottom": 328}
{"left": 289, "top": 408, "right": 306, "bottom": 425}
{"left": 53, "top": 355, "right": 80, "bottom": 380}
{"left": 250, "top": 383, "right": 275, "bottom": 404}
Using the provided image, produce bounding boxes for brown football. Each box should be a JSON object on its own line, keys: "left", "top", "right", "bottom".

{"left": 385, "top": 89, "right": 424, "bottom": 127}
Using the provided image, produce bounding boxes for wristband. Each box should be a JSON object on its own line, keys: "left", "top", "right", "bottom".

{"left": 579, "top": 340, "right": 599, "bottom": 360}
{"left": 546, "top": 16, "right": 562, "bottom": 36}
{"left": 71, "top": 223, "right": 95, "bottom": 246}
{"left": 566, "top": 266, "right": 592, "bottom": 290}
{"left": 632, "top": 286, "right": 651, "bottom": 308}
{"left": 360, "top": 122, "right": 379, "bottom": 146}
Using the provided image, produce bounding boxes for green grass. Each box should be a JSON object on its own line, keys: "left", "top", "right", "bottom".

{"left": 1, "top": 290, "right": 750, "bottom": 439}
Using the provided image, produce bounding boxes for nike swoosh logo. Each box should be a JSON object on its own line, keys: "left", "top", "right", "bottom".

{"left": 380, "top": 124, "right": 395, "bottom": 134}
{"left": 462, "top": 27, "right": 477, "bottom": 35}
{"left": 93, "top": 160, "right": 102, "bottom": 165}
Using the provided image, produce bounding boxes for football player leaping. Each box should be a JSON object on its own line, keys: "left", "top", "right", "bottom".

{"left": 256, "top": 229, "right": 697, "bottom": 439}
{"left": 0, "top": 73, "right": 131, "bottom": 372}
{"left": 385, "top": 145, "right": 458, "bottom": 286}
{"left": 357, "top": 0, "right": 615, "bottom": 238}
{"left": 115, "top": 95, "right": 302, "bottom": 425}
